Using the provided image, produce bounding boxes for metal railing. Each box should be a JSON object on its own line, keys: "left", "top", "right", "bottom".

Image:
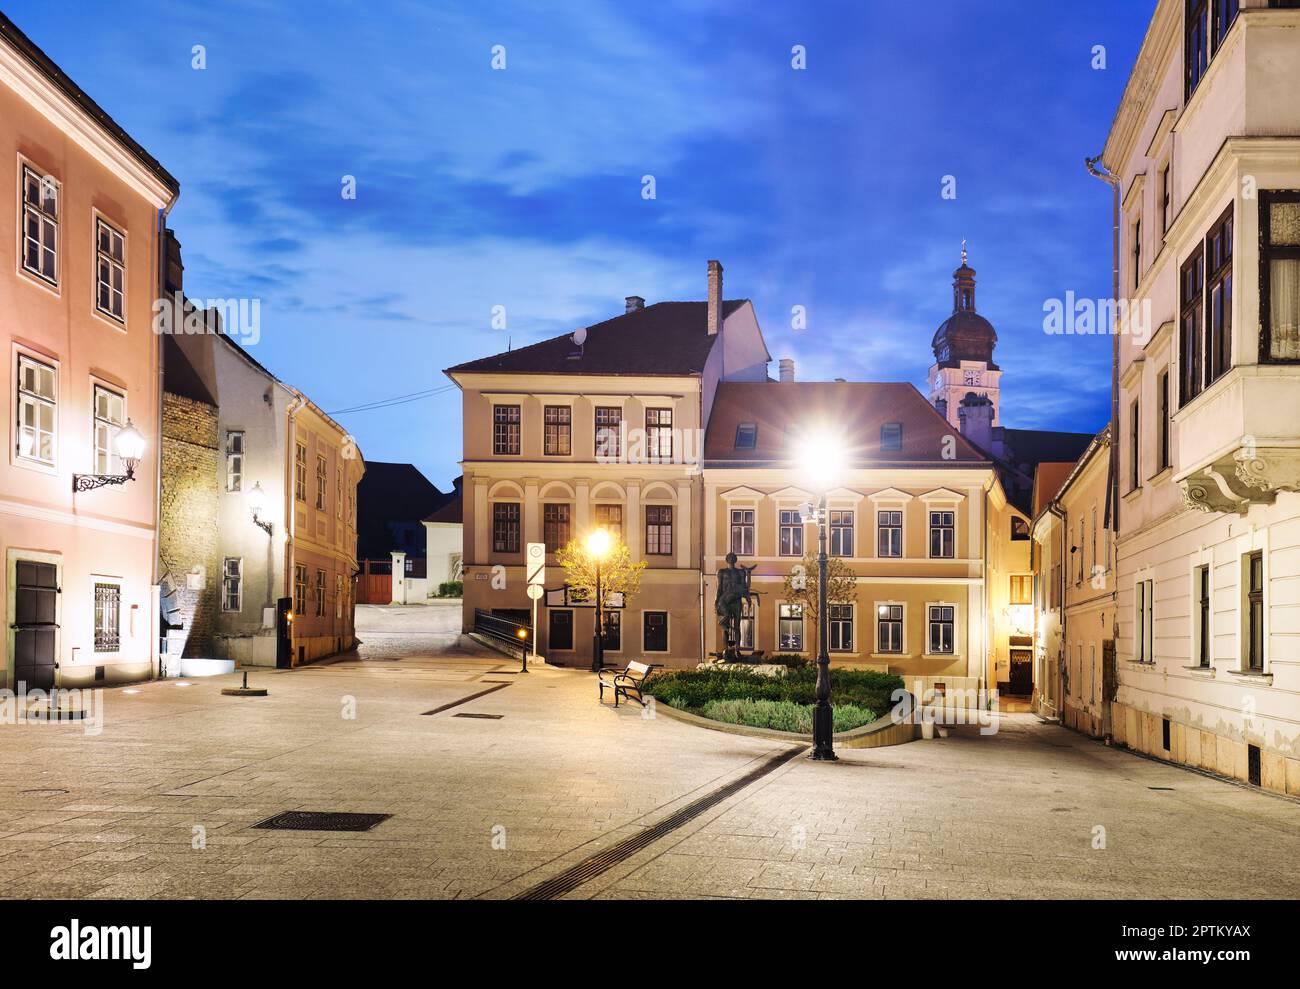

{"left": 474, "top": 609, "right": 532, "bottom": 656}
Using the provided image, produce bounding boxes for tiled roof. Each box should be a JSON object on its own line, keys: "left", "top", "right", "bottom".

{"left": 704, "top": 381, "right": 991, "bottom": 468}
{"left": 423, "top": 494, "right": 462, "bottom": 525}
{"left": 445, "top": 300, "right": 748, "bottom": 376}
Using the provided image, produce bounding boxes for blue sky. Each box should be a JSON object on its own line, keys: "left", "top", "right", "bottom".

{"left": 9, "top": 0, "right": 1154, "bottom": 489}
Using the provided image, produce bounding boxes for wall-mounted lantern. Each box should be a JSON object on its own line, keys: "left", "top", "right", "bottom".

{"left": 72, "top": 420, "right": 145, "bottom": 492}
{"left": 248, "top": 481, "right": 273, "bottom": 536}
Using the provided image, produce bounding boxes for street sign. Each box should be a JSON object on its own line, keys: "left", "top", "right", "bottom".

{"left": 526, "top": 584, "right": 544, "bottom": 600}
{"left": 526, "top": 543, "right": 545, "bottom": 586}
{"left": 543, "top": 587, "right": 625, "bottom": 609}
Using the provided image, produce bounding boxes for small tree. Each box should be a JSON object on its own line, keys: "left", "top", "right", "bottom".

{"left": 781, "top": 554, "right": 856, "bottom": 627}
{"left": 555, "top": 534, "right": 646, "bottom": 614}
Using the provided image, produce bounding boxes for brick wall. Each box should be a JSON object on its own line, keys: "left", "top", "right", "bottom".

{"left": 159, "top": 391, "right": 220, "bottom": 660}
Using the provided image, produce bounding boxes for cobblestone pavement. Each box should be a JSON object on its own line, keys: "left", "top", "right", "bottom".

{"left": 1, "top": 606, "right": 1297, "bottom": 900}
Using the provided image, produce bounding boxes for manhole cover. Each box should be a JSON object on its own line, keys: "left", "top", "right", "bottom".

{"left": 453, "top": 712, "right": 503, "bottom": 720}
{"left": 252, "top": 811, "right": 391, "bottom": 832}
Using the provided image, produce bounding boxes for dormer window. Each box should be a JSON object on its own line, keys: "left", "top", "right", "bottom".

{"left": 734, "top": 422, "right": 757, "bottom": 450}
{"left": 880, "top": 422, "right": 902, "bottom": 451}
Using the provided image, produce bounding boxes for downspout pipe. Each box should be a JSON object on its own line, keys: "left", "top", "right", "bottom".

{"left": 1085, "top": 155, "right": 1122, "bottom": 544}
{"left": 1044, "top": 501, "right": 1068, "bottom": 719}
{"left": 152, "top": 194, "right": 179, "bottom": 679}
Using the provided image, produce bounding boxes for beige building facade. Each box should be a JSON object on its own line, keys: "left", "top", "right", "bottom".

{"left": 1103, "top": 0, "right": 1300, "bottom": 793}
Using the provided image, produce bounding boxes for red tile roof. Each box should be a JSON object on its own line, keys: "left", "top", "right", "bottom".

{"left": 704, "top": 381, "right": 991, "bottom": 468}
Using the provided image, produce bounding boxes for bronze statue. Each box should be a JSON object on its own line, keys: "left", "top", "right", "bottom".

{"left": 715, "top": 552, "right": 758, "bottom": 660}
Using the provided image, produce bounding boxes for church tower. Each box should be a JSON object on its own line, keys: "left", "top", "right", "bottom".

{"left": 928, "top": 243, "right": 1001, "bottom": 429}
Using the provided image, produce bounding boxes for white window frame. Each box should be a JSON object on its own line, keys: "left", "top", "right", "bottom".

{"left": 93, "top": 213, "right": 127, "bottom": 325}
{"left": 92, "top": 576, "right": 122, "bottom": 655}
{"left": 91, "top": 382, "right": 125, "bottom": 475}
{"left": 777, "top": 600, "right": 805, "bottom": 653}
{"left": 315, "top": 454, "right": 328, "bottom": 510}
{"left": 928, "top": 509, "right": 956, "bottom": 559}
{"left": 226, "top": 430, "right": 244, "bottom": 492}
{"left": 730, "top": 507, "right": 755, "bottom": 557}
{"left": 738, "top": 595, "right": 757, "bottom": 651}
{"left": 876, "top": 508, "right": 903, "bottom": 559}
{"left": 925, "top": 601, "right": 958, "bottom": 657}
{"left": 315, "top": 569, "right": 327, "bottom": 617}
{"left": 222, "top": 557, "right": 243, "bottom": 613}
{"left": 875, "top": 601, "right": 905, "bottom": 656}
{"left": 777, "top": 508, "right": 804, "bottom": 558}
{"left": 828, "top": 602, "right": 855, "bottom": 653}
{"left": 15, "top": 351, "right": 58, "bottom": 470}
{"left": 19, "top": 160, "right": 59, "bottom": 290}
{"left": 1134, "top": 576, "right": 1155, "bottom": 663}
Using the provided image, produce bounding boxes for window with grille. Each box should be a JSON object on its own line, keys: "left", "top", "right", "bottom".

{"left": 21, "top": 164, "right": 58, "bottom": 284}
{"left": 645, "top": 505, "right": 672, "bottom": 556}
{"left": 929, "top": 511, "right": 955, "bottom": 558}
{"left": 493, "top": 404, "right": 521, "bottom": 455}
{"left": 543, "top": 406, "right": 571, "bottom": 456}
{"left": 93, "top": 385, "right": 125, "bottom": 475}
{"left": 829, "top": 511, "right": 854, "bottom": 557}
{"left": 96, "top": 217, "right": 126, "bottom": 321}
{"left": 778, "top": 509, "right": 803, "bottom": 556}
{"left": 543, "top": 503, "right": 570, "bottom": 552}
{"left": 730, "top": 509, "right": 754, "bottom": 556}
{"left": 226, "top": 431, "right": 244, "bottom": 491}
{"left": 594, "top": 503, "right": 622, "bottom": 539}
{"left": 594, "top": 406, "right": 621, "bottom": 460}
{"left": 877, "top": 604, "right": 903, "bottom": 654}
{"left": 223, "top": 558, "right": 243, "bottom": 612}
{"left": 94, "top": 583, "right": 120, "bottom": 652}
{"left": 928, "top": 605, "right": 955, "bottom": 655}
{"left": 878, "top": 510, "right": 902, "bottom": 558}
{"left": 493, "top": 503, "right": 520, "bottom": 553}
{"left": 17, "top": 354, "right": 57, "bottom": 465}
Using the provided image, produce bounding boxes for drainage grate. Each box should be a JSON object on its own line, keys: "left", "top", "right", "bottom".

{"left": 513, "top": 745, "right": 806, "bottom": 900}
{"left": 252, "top": 811, "right": 391, "bottom": 832}
{"left": 421, "top": 682, "right": 511, "bottom": 716}
{"left": 1148, "top": 786, "right": 1175, "bottom": 791}
{"left": 454, "top": 712, "right": 503, "bottom": 720}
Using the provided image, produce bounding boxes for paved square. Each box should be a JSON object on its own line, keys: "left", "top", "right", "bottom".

{"left": 0, "top": 605, "right": 1296, "bottom": 900}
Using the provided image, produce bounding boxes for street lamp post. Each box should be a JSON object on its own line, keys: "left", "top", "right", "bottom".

{"left": 801, "top": 430, "right": 843, "bottom": 762}
{"left": 586, "top": 528, "right": 611, "bottom": 673}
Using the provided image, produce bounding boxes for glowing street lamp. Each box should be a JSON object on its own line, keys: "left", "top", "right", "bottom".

{"left": 247, "top": 481, "right": 273, "bottom": 536}
{"left": 73, "top": 419, "right": 146, "bottom": 492}
{"left": 587, "top": 527, "right": 612, "bottom": 672}
{"left": 799, "top": 427, "right": 846, "bottom": 762}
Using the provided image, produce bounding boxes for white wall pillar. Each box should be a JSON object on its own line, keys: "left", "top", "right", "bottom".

{"left": 524, "top": 479, "right": 540, "bottom": 548}
{"left": 675, "top": 478, "right": 692, "bottom": 569}
{"left": 391, "top": 551, "right": 406, "bottom": 605}
{"left": 473, "top": 476, "right": 488, "bottom": 562}
{"left": 627, "top": 480, "right": 642, "bottom": 560}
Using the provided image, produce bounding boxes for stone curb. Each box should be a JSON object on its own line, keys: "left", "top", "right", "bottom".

{"left": 646, "top": 694, "right": 919, "bottom": 749}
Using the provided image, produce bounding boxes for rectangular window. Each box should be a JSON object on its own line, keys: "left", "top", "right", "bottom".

{"left": 730, "top": 509, "right": 755, "bottom": 556}
{"left": 1211, "top": 0, "right": 1239, "bottom": 53}
{"left": 1260, "top": 191, "right": 1300, "bottom": 361}
{"left": 225, "top": 430, "right": 244, "bottom": 491}
{"left": 315, "top": 569, "right": 326, "bottom": 617}
{"left": 734, "top": 422, "right": 757, "bottom": 450}
{"left": 223, "top": 558, "right": 243, "bottom": 612}
{"left": 95, "top": 217, "right": 126, "bottom": 321}
{"left": 829, "top": 604, "right": 853, "bottom": 652}
{"left": 492, "top": 503, "right": 520, "bottom": 553}
{"left": 336, "top": 468, "right": 343, "bottom": 519}
{"left": 594, "top": 406, "right": 621, "bottom": 459}
{"left": 778, "top": 509, "right": 804, "bottom": 557}
{"left": 878, "top": 510, "right": 902, "bottom": 558}
{"left": 778, "top": 603, "right": 804, "bottom": 651}
{"left": 543, "top": 405, "right": 571, "bottom": 456}
{"left": 17, "top": 354, "right": 57, "bottom": 465}
{"left": 645, "top": 505, "right": 673, "bottom": 556}
{"left": 1156, "top": 369, "right": 1170, "bottom": 472}
{"left": 548, "top": 609, "right": 574, "bottom": 651}
{"left": 643, "top": 611, "right": 669, "bottom": 652}
{"left": 493, "top": 404, "right": 521, "bottom": 455}
{"left": 1009, "top": 575, "right": 1032, "bottom": 605}
{"left": 295, "top": 443, "right": 307, "bottom": 501}
{"left": 336, "top": 574, "right": 345, "bottom": 619}
{"left": 601, "top": 610, "right": 622, "bottom": 653}
{"left": 738, "top": 598, "right": 756, "bottom": 650}
{"left": 829, "top": 510, "right": 854, "bottom": 557}
{"left": 543, "top": 503, "right": 570, "bottom": 552}
{"left": 93, "top": 582, "right": 120, "bottom": 652}
{"left": 877, "top": 604, "right": 903, "bottom": 654}
{"left": 928, "top": 605, "right": 955, "bottom": 655}
{"left": 1247, "top": 551, "right": 1264, "bottom": 671}
{"left": 93, "top": 384, "right": 125, "bottom": 475}
{"left": 1186, "top": 0, "right": 1209, "bottom": 97}
{"left": 1160, "top": 163, "right": 1172, "bottom": 234}
{"left": 646, "top": 408, "right": 673, "bottom": 461}
{"left": 1206, "top": 206, "right": 1233, "bottom": 385}
{"left": 1129, "top": 399, "right": 1141, "bottom": 491}
{"left": 1132, "top": 216, "right": 1143, "bottom": 291}
{"left": 594, "top": 503, "right": 622, "bottom": 539}
{"left": 1181, "top": 246, "right": 1205, "bottom": 404}
{"left": 21, "top": 164, "right": 58, "bottom": 284}
{"left": 1135, "top": 578, "right": 1154, "bottom": 662}
{"left": 1196, "top": 564, "right": 1211, "bottom": 668}
{"left": 315, "top": 454, "right": 328, "bottom": 510}
{"left": 929, "top": 511, "right": 955, "bottom": 559}
{"left": 880, "top": 422, "right": 903, "bottom": 451}
{"left": 294, "top": 564, "right": 307, "bottom": 615}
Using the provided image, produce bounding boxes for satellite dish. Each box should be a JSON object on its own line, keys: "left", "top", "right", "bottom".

{"left": 572, "top": 326, "right": 588, "bottom": 346}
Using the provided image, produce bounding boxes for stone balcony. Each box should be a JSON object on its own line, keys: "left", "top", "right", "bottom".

{"left": 1174, "top": 366, "right": 1300, "bottom": 515}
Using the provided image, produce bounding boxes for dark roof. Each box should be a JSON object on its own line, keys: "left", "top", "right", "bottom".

{"left": 424, "top": 493, "right": 462, "bottom": 525}
{"left": 704, "top": 381, "right": 991, "bottom": 468}
{"left": 445, "top": 300, "right": 748, "bottom": 376}
{"left": 0, "top": 13, "right": 179, "bottom": 195}
{"left": 356, "top": 462, "right": 448, "bottom": 559}
{"left": 1001, "top": 428, "right": 1096, "bottom": 468}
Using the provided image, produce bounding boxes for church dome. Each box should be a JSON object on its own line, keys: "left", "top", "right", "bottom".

{"left": 931, "top": 253, "right": 998, "bottom": 369}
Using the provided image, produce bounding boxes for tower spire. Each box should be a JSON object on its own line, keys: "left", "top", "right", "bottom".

{"left": 961, "top": 238, "right": 968, "bottom": 267}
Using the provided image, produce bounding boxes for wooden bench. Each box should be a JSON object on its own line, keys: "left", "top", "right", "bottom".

{"left": 597, "top": 660, "right": 661, "bottom": 707}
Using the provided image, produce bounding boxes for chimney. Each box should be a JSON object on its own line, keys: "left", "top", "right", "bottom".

{"left": 707, "top": 259, "right": 723, "bottom": 335}
{"left": 779, "top": 358, "right": 795, "bottom": 383}
{"left": 934, "top": 397, "right": 948, "bottom": 421}
{"left": 625, "top": 295, "right": 644, "bottom": 314}
{"left": 957, "top": 392, "right": 994, "bottom": 451}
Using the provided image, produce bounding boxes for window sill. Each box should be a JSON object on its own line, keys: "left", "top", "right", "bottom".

{"left": 869, "top": 652, "right": 909, "bottom": 661}
{"left": 1126, "top": 659, "right": 1157, "bottom": 669}
{"left": 1183, "top": 664, "right": 1216, "bottom": 678}
{"left": 1226, "top": 669, "right": 1273, "bottom": 685}
{"left": 1122, "top": 486, "right": 1142, "bottom": 502}
{"left": 922, "top": 653, "right": 960, "bottom": 661}
{"left": 1148, "top": 466, "right": 1172, "bottom": 484}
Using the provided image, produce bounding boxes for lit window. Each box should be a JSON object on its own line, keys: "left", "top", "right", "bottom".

{"left": 223, "top": 558, "right": 243, "bottom": 612}
{"left": 17, "top": 354, "right": 57, "bottom": 465}
{"left": 21, "top": 164, "right": 58, "bottom": 284}
{"left": 94, "top": 583, "right": 120, "bottom": 653}
{"left": 95, "top": 218, "right": 126, "bottom": 321}
{"left": 778, "top": 603, "right": 804, "bottom": 651}
{"left": 93, "top": 385, "right": 125, "bottom": 475}
{"left": 226, "top": 431, "right": 244, "bottom": 492}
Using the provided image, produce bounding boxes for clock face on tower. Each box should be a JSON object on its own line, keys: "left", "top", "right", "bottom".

{"left": 963, "top": 369, "right": 982, "bottom": 386}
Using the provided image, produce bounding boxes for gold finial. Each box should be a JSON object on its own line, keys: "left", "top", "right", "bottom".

{"left": 961, "top": 239, "right": 968, "bottom": 266}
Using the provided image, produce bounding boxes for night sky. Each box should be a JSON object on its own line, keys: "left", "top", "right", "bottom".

{"left": 8, "top": 0, "right": 1155, "bottom": 488}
